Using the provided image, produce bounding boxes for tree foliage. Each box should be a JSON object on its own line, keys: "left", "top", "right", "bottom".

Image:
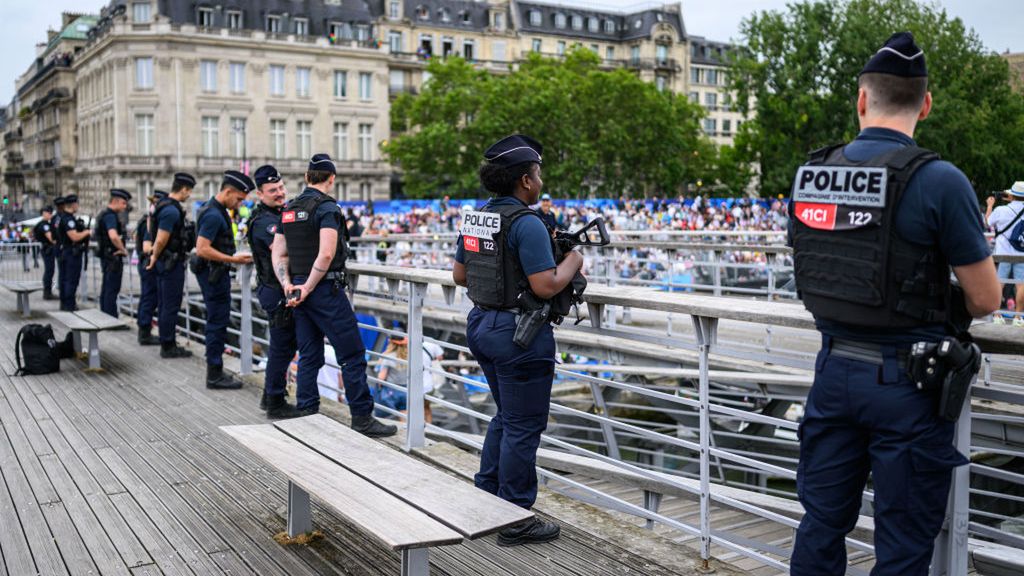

{"left": 729, "top": 0, "right": 1024, "bottom": 197}
{"left": 386, "top": 49, "right": 717, "bottom": 198}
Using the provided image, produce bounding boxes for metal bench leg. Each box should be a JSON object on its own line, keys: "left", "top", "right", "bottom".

{"left": 72, "top": 330, "right": 83, "bottom": 357}
{"left": 86, "top": 332, "right": 101, "bottom": 371}
{"left": 400, "top": 548, "right": 429, "bottom": 576}
{"left": 17, "top": 293, "right": 30, "bottom": 317}
{"left": 287, "top": 481, "right": 312, "bottom": 537}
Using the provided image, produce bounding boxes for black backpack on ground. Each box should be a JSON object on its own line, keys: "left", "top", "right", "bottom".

{"left": 15, "top": 324, "right": 72, "bottom": 376}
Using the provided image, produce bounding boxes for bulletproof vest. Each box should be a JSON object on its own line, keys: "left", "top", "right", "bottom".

{"left": 32, "top": 220, "right": 49, "bottom": 243}
{"left": 789, "top": 144, "right": 953, "bottom": 329}
{"left": 51, "top": 213, "right": 67, "bottom": 246}
{"left": 461, "top": 201, "right": 538, "bottom": 309}
{"left": 280, "top": 191, "right": 347, "bottom": 277}
{"left": 246, "top": 202, "right": 282, "bottom": 290}
{"left": 195, "top": 199, "right": 236, "bottom": 261}
{"left": 59, "top": 213, "right": 84, "bottom": 247}
{"left": 154, "top": 198, "right": 195, "bottom": 258}
{"left": 94, "top": 208, "right": 123, "bottom": 255}
{"left": 134, "top": 215, "right": 148, "bottom": 248}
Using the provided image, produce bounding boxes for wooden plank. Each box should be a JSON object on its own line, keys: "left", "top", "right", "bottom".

{"left": 275, "top": 415, "right": 533, "bottom": 538}
{"left": 221, "top": 424, "right": 464, "bottom": 551}
{"left": 74, "top": 308, "right": 129, "bottom": 331}
{"left": 47, "top": 311, "right": 96, "bottom": 332}
{"left": 109, "top": 492, "right": 196, "bottom": 576}
{"left": 0, "top": 452, "right": 35, "bottom": 576}
{"left": 40, "top": 501, "right": 102, "bottom": 576}
{"left": 0, "top": 395, "right": 59, "bottom": 504}
{"left": 210, "top": 550, "right": 256, "bottom": 576}
{"left": 0, "top": 280, "right": 42, "bottom": 293}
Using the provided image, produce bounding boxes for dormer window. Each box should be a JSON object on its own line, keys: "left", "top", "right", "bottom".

{"left": 439, "top": 8, "right": 450, "bottom": 22}
{"left": 266, "top": 15, "right": 281, "bottom": 33}
{"left": 588, "top": 18, "right": 599, "bottom": 33}
{"left": 461, "top": 11, "right": 471, "bottom": 25}
{"left": 226, "top": 10, "right": 243, "bottom": 29}
{"left": 554, "top": 13, "right": 566, "bottom": 29}
{"left": 571, "top": 15, "right": 583, "bottom": 30}
{"left": 197, "top": 7, "right": 214, "bottom": 28}
{"left": 604, "top": 20, "right": 615, "bottom": 34}
{"left": 417, "top": 5, "right": 429, "bottom": 20}
{"left": 294, "top": 18, "right": 308, "bottom": 36}
{"left": 635, "top": 19, "right": 643, "bottom": 30}
{"left": 529, "top": 10, "right": 542, "bottom": 26}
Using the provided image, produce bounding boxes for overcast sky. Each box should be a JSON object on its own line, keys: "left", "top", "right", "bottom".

{"left": 1, "top": 0, "right": 1020, "bottom": 105}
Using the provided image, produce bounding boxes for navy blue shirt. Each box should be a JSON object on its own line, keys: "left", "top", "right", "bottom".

{"left": 197, "top": 199, "right": 231, "bottom": 243}
{"left": 815, "top": 128, "right": 991, "bottom": 345}
{"left": 156, "top": 202, "right": 183, "bottom": 233}
{"left": 99, "top": 211, "right": 120, "bottom": 239}
{"left": 250, "top": 204, "right": 281, "bottom": 257}
{"left": 454, "top": 196, "right": 557, "bottom": 276}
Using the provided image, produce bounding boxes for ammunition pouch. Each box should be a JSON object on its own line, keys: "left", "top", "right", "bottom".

{"left": 188, "top": 253, "right": 206, "bottom": 275}
{"left": 908, "top": 335, "right": 981, "bottom": 422}
{"left": 270, "top": 303, "right": 294, "bottom": 330}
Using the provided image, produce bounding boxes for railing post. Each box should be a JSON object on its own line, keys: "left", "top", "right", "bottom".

{"left": 691, "top": 314, "right": 718, "bottom": 572}
{"left": 238, "top": 263, "right": 253, "bottom": 376}
{"left": 932, "top": 393, "right": 972, "bottom": 575}
{"left": 405, "top": 281, "right": 427, "bottom": 451}
{"left": 712, "top": 250, "right": 722, "bottom": 297}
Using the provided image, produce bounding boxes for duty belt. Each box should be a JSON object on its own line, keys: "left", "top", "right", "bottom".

{"left": 324, "top": 271, "right": 346, "bottom": 281}
{"left": 830, "top": 338, "right": 910, "bottom": 367}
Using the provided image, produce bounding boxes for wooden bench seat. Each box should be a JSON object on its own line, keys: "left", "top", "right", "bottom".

{"left": 1, "top": 280, "right": 43, "bottom": 318}
{"left": 48, "top": 309, "right": 128, "bottom": 370}
{"left": 222, "top": 414, "right": 533, "bottom": 575}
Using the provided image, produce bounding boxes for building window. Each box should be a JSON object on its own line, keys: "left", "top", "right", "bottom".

{"left": 336, "top": 181, "right": 348, "bottom": 200}
{"left": 442, "top": 37, "right": 454, "bottom": 58}
{"left": 532, "top": 38, "right": 542, "bottom": 53}
{"left": 269, "top": 65, "right": 285, "bottom": 96}
{"left": 133, "top": 2, "right": 152, "bottom": 23}
{"left": 229, "top": 62, "right": 245, "bottom": 93}
{"left": 270, "top": 119, "right": 286, "bottom": 159}
{"left": 201, "top": 116, "right": 219, "bottom": 158}
{"left": 492, "top": 41, "right": 506, "bottom": 62}
{"left": 554, "top": 13, "right": 566, "bottom": 29}
{"left": 294, "top": 18, "right": 308, "bottom": 36}
{"left": 529, "top": 10, "right": 542, "bottom": 26}
{"left": 334, "top": 122, "right": 348, "bottom": 160}
{"left": 689, "top": 91, "right": 699, "bottom": 103}
{"left": 135, "top": 114, "right": 154, "bottom": 155}
{"left": 360, "top": 182, "right": 372, "bottom": 199}
{"left": 205, "top": 181, "right": 218, "bottom": 199}
{"left": 655, "top": 76, "right": 667, "bottom": 92}
{"left": 588, "top": 17, "right": 599, "bottom": 33}
{"left": 388, "top": 31, "right": 403, "bottom": 53}
{"left": 200, "top": 60, "right": 217, "bottom": 92}
{"left": 334, "top": 70, "right": 347, "bottom": 99}
{"left": 230, "top": 117, "right": 246, "bottom": 157}
{"left": 389, "top": 1, "right": 401, "bottom": 19}
{"left": 439, "top": 7, "right": 451, "bottom": 22}
{"left": 355, "top": 25, "right": 369, "bottom": 42}
{"left": 571, "top": 15, "right": 582, "bottom": 30}
{"left": 461, "top": 10, "right": 471, "bottom": 25}
{"left": 590, "top": 44, "right": 599, "bottom": 53}
{"left": 604, "top": 20, "right": 615, "bottom": 34}
{"left": 266, "top": 15, "right": 281, "bottom": 33}
{"left": 605, "top": 46, "right": 615, "bottom": 61}
{"left": 630, "top": 46, "right": 640, "bottom": 64}
{"left": 296, "top": 120, "right": 312, "bottom": 160}
{"left": 722, "top": 119, "right": 732, "bottom": 134}
{"left": 556, "top": 41, "right": 566, "bottom": 56}
{"left": 358, "top": 124, "right": 373, "bottom": 161}
{"left": 197, "top": 7, "right": 214, "bottom": 28}
{"left": 463, "top": 39, "right": 475, "bottom": 60}
{"left": 138, "top": 180, "right": 154, "bottom": 204}
{"left": 135, "top": 57, "right": 153, "bottom": 89}
{"left": 706, "top": 69, "right": 719, "bottom": 85}
{"left": 389, "top": 70, "right": 404, "bottom": 93}
{"left": 359, "top": 72, "right": 372, "bottom": 100}
{"left": 296, "top": 67, "right": 311, "bottom": 97}
{"left": 419, "top": 35, "right": 434, "bottom": 57}
{"left": 329, "top": 21, "right": 352, "bottom": 40}
{"left": 705, "top": 92, "right": 717, "bottom": 108}
{"left": 417, "top": 5, "right": 429, "bottom": 20}
{"left": 656, "top": 45, "right": 668, "bottom": 65}
{"left": 226, "top": 10, "right": 242, "bottom": 29}
{"left": 690, "top": 67, "right": 702, "bottom": 84}
{"left": 493, "top": 12, "right": 505, "bottom": 30}
{"left": 703, "top": 118, "right": 716, "bottom": 134}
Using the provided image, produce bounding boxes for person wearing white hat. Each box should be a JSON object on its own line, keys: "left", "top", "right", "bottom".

{"left": 985, "top": 181, "right": 1024, "bottom": 322}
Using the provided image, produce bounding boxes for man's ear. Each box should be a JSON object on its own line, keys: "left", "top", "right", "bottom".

{"left": 857, "top": 87, "right": 868, "bottom": 118}
{"left": 919, "top": 91, "right": 932, "bottom": 121}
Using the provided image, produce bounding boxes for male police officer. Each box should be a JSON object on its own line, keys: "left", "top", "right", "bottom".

{"left": 788, "top": 33, "right": 1001, "bottom": 575}
{"left": 96, "top": 189, "right": 131, "bottom": 317}
{"left": 248, "top": 165, "right": 302, "bottom": 417}
{"left": 52, "top": 197, "right": 68, "bottom": 299}
{"left": 537, "top": 193, "right": 564, "bottom": 232}
{"left": 33, "top": 205, "right": 58, "bottom": 300}
{"left": 135, "top": 189, "right": 166, "bottom": 345}
{"left": 194, "top": 170, "right": 254, "bottom": 390}
{"left": 148, "top": 173, "right": 196, "bottom": 359}
{"left": 452, "top": 135, "right": 583, "bottom": 546}
{"left": 58, "top": 194, "right": 91, "bottom": 312}
{"left": 271, "top": 154, "right": 396, "bottom": 436}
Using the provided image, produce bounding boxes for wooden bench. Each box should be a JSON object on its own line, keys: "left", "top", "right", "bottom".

{"left": 48, "top": 309, "right": 128, "bottom": 371}
{"left": 221, "top": 414, "right": 533, "bottom": 575}
{"left": 1, "top": 280, "right": 43, "bottom": 318}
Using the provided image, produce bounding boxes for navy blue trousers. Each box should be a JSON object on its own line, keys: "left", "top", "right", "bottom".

{"left": 41, "top": 248, "right": 55, "bottom": 294}
{"left": 100, "top": 258, "right": 123, "bottom": 317}
{"left": 467, "top": 307, "right": 555, "bottom": 510}
{"left": 791, "top": 336, "right": 967, "bottom": 576}
{"left": 136, "top": 260, "right": 159, "bottom": 330}
{"left": 196, "top": 266, "right": 231, "bottom": 366}
{"left": 59, "top": 249, "right": 82, "bottom": 311}
{"left": 293, "top": 278, "right": 373, "bottom": 414}
{"left": 257, "top": 284, "right": 297, "bottom": 398}
{"left": 156, "top": 259, "right": 186, "bottom": 344}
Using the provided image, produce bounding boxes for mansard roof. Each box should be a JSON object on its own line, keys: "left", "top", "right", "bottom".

{"left": 515, "top": 1, "right": 685, "bottom": 42}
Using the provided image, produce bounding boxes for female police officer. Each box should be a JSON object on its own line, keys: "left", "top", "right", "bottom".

{"left": 452, "top": 135, "right": 583, "bottom": 546}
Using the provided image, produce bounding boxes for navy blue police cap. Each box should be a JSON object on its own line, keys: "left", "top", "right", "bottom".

{"left": 254, "top": 164, "right": 282, "bottom": 187}
{"left": 152, "top": 189, "right": 168, "bottom": 200}
{"left": 173, "top": 172, "right": 197, "bottom": 188}
{"left": 484, "top": 134, "right": 543, "bottom": 167}
{"left": 53, "top": 196, "right": 66, "bottom": 206}
{"left": 222, "top": 170, "right": 256, "bottom": 193}
{"left": 110, "top": 188, "right": 132, "bottom": 201}
{"left": 308, "top": 153, "right": 337, "bottom": 174}
{"left": 64, "top": 194, "right": 79, "bottom": 204}
{"left": 41, "top": 205, "right": 53, "bottom": 214}
{"left": 860, "top": 32, "right": 927, "bottom": 78}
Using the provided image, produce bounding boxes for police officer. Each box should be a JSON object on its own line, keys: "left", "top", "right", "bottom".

{"left": 96, "top": 189, "right": 131, "bottom": 317}
{"left": 788, "top": 33, "right": 1001, "bottom": 575}
{"left": 58, "top": 194, "right": 91, "bottom": 312}
{"left": 537, "top": 193, "right": 564, "bottom": 232}
{"left": 134, "top": 189, "right": 166, "bottom": 345}
{"left": 194, "top": 170, "right": 254, "bottom": 390}
{"left": 272, "top": 153, "right": 396, "bottom": 436}
{"left": 33, "top": 205, "right": 58, "bottom": 300}
{"left": 148, "top": 173, "right": 196, "bottom": 359}
{"left": 248, "top": 165, "right": 301, "bottom": 417}
{"left": 51, "top": 196, "right": 68, "bottom": 299}
{"left": 452, "top": 135, "right": 582, "bottom": 546}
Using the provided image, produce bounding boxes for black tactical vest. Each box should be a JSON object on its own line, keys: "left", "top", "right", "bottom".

{"left": 462, "top": 201, "right": 538, "bottom": 309}
{"left": 246, "top": 202, "right": 282, "bottom": 290}
{"left": 789, "top": 144, "right": 953, "bottom": 328}
{"left": 195, "top": 199, "right": 236, "bottom": 261}
{"left": 32, "top": 220, "right": 49, "bottom": 243}
{"left": 51, "top": 213, "right": 67, "bottom": 247}
{"left": 280, "top": 191, "right": 347, "bottom": 277}
{"left": 153, "top": 197, "right": 195, "bottom": 260}
{"left": 94, "top": 208, "right": 123, "bottom": 256}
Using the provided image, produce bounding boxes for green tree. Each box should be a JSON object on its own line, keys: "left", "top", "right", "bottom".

{"left": 729, "top": 0, "right": 1024, "bottom": 197}
{"left": 386, "top": 48, "right": 715, "bottom": 199}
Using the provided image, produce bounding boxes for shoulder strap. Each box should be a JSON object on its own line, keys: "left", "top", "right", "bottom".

{"left": 14, "top": 327, "right": 25, "bottom": 376}
{"left": 995, "top": 204, "right": 1024, "bottom": 238}
{"left": 807, "top": 143, "right": 845, "bottom": 164}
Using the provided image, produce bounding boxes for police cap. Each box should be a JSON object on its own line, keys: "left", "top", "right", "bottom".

{"left": 152, "top": 189, "right": 169, "bottom": 200}
{"left": 64, "top": 194, "right": 79, "bottom": 204}
{"left": 484, "top": 134, "right": 543, "bottom": 167}
{"left": 860, "top": 32, "right": 927, "bottom": 78}
{"left": 254, "top": 164, "right": 282, "bottom": 187}
{"left": 222, "top": 170, "right": 256, "bottom": 194}
{"left": 110, "top": 188, "right": 132, "bottom": 201}
{"left": 308, "top": 153, "right": 336, "bottom": 174}
{"left": 53, "top": 196, "right": 67, "bottom": 206}
{"left": 173, "top": 172, "right": 197, "bottom": 189}
{"left": 41, "top": 205, "right": 53, "bottom": 214}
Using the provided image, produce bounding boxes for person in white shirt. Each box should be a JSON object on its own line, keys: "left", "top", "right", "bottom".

{"left": 985, "top": 181, "right": 1024, "bottom": 322}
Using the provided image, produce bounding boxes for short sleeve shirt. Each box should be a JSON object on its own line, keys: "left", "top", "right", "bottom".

{"left": 987, "top": 201, "right": 1024, "bottom": 255}
{"left": 100, "top": 211, "right": 120, "bottom": 240}
{"left": 454, "top": 196, "right": 556, "bottom": 276}
{"left": 156, "top": 202, "right": 182, "bottom": 233}
{"left": 197, "top": 200, "right": 230, "bottom": 242}
{"left": 274, "top": 188, "right": 341, "bottom": 236}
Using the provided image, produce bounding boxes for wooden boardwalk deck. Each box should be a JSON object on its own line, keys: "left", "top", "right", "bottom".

{"left": 0, "top": 291, "right": 708, "bottom": 576}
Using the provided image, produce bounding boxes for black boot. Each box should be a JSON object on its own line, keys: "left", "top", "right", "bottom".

{"left": 265, "top": 395, "right": 304, "bottom": 419}
{"left": 160, "top": 341, "right": 192, "bottom": 358}
{"left": 497, "top": 517, "right": 561, "bottom": 547}
{"left": 259, "top": 391, "right": 268, "bottom": 411}
{"left": 43, "top": 291, "right": 57, "bottom": 301}
{"left": 137, "top": 326, "right": 160, "bottom": 346}
{"left": 351, "top": 414, "right": 397, "bottom": 438}
{"left": 206, "top": 364, "right": 243, "bottom": 390}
